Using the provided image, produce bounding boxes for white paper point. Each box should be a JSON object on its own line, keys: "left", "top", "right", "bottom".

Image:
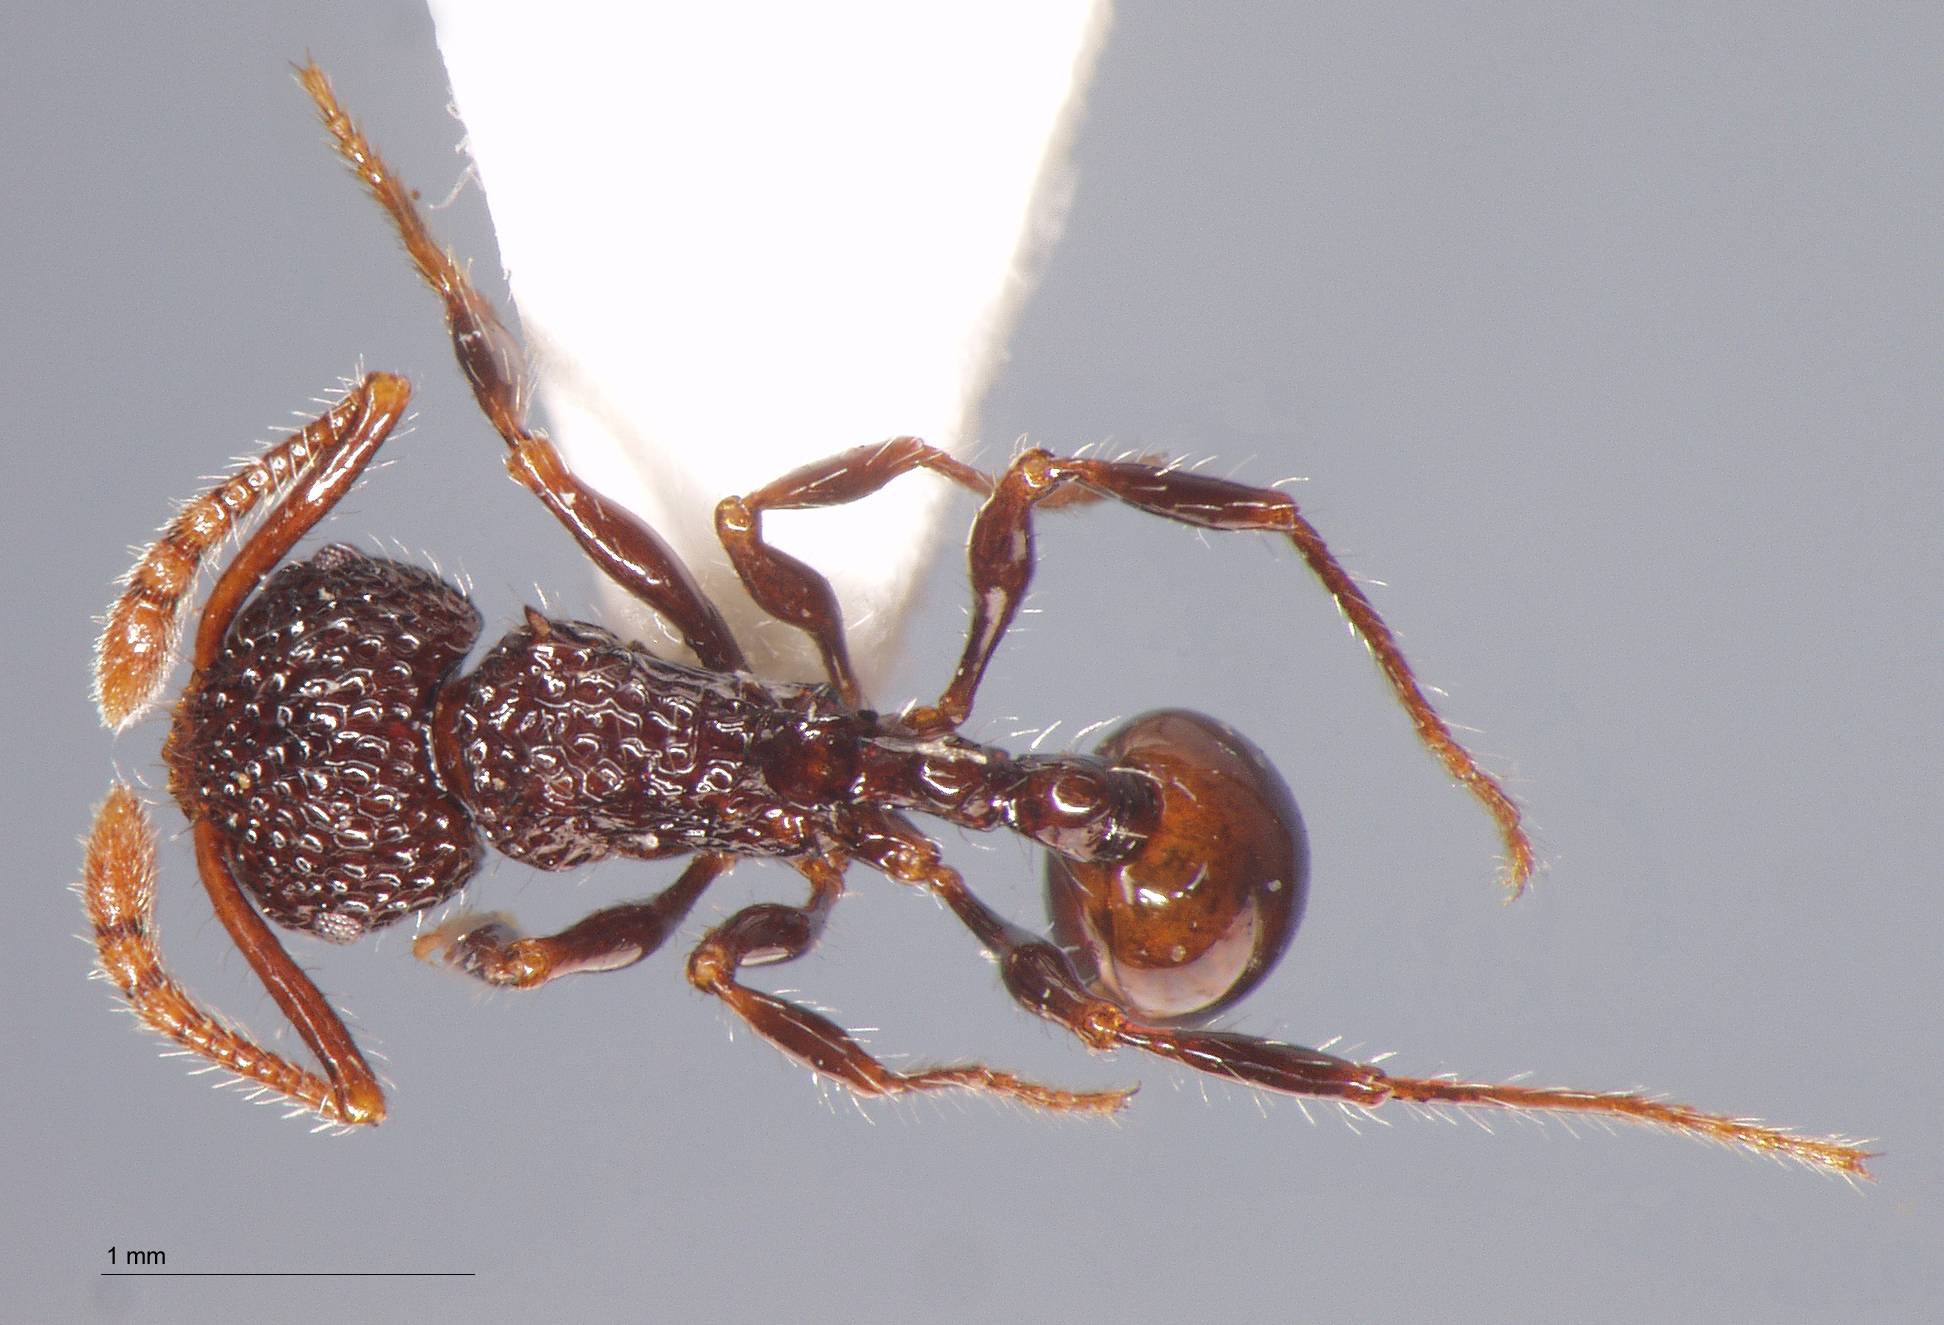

{"left": 431, "top": 0, "right": 1112, "bottom": 684}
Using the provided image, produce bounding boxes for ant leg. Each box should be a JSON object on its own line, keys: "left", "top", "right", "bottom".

{"left": 849, "top": 808, "right": 1872, "bottom": 1177}
{"left": 297, "top": 63, "right": 746, "bottom": 672}
{"left": 714, "top": 437, "right": 991, "bottom": 703}
{"left": 920, "top": 448, "right": 1532, "bottom": 895}
{"left": 686, "top": 855, "right": 1129, "bottom": 1113}
{"left": 84, "top": 785, "right": 373, "bottom": 1124}
{"left": 715, "top": 439, "right": 1119, "bottom": 706}
{"left": 96, "top": 372, "right": 410, "bottom": 730}
{"left": 500, "top": 438, "right": 749, "bottom": 671}
{"left": 413, "top": 853, "right": 733, "bottom": 989}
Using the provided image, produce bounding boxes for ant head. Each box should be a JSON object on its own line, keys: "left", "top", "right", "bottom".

{"left": 1046, "top": 709, "right": 1307, "bottom": 1023}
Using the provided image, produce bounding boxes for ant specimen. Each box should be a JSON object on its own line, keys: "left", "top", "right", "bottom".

{"left": 83, "top": 64, "right": 1869, "bottom": 1176}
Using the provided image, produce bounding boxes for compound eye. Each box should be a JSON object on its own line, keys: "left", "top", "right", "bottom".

{"left": 1045, "top": 709, "right": 1307, "bottom": 1023}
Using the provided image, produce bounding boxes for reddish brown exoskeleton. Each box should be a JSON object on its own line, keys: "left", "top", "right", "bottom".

{"left": 82, "top": 64, "right": 1870, "bottom": 1176}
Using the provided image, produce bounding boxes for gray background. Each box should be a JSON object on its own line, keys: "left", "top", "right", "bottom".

{"left": 6, "top": 4, "right": 1938, "bottom": 1322}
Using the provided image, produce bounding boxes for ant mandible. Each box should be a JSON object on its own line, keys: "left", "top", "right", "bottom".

{"left": 82, "top": 64, "right": 1869, "bottom": 1177}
